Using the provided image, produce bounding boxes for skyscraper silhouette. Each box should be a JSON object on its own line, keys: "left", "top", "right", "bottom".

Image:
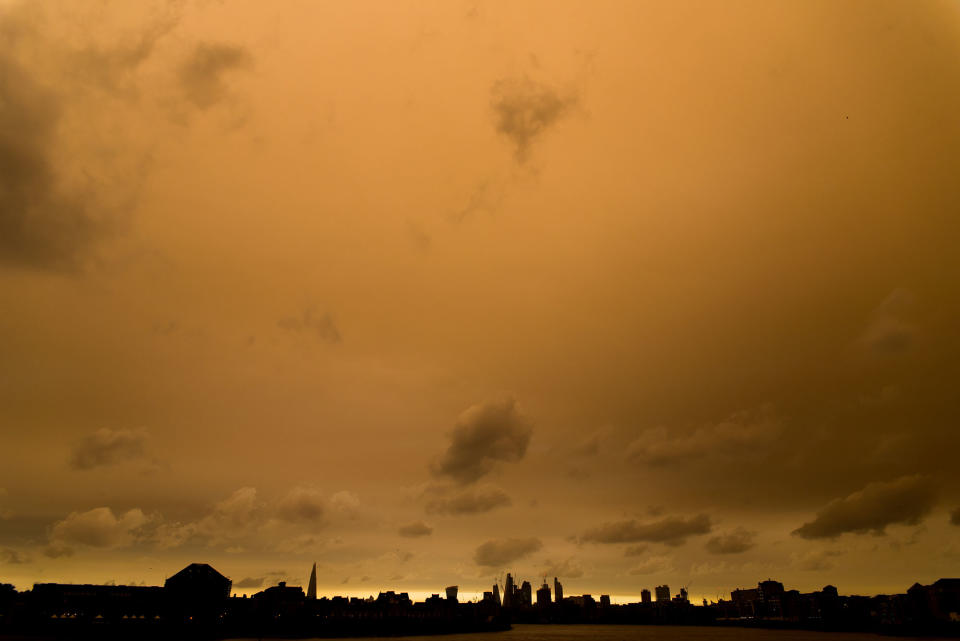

{"left": 307, "top": 563, "right": 317, "bottom": 600}
{"left": 503, "top": 573, "right": 514, "bottom": 608}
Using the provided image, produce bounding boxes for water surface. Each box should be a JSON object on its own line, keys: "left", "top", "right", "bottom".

{"left": 238, "top": 623, "right": 948, "bottom": 641}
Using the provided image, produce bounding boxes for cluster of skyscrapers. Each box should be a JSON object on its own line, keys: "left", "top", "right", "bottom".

{"left": 481, "top": 573, "right": 688, "bottom": 610}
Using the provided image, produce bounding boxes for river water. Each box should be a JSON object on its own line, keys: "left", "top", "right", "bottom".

{"left": 236, "top": 623, "right": 949, "bottom": 641}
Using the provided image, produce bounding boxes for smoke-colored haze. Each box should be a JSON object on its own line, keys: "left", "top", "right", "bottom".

{"left": 1, "top": 0, "right": 959, "bottom": 602}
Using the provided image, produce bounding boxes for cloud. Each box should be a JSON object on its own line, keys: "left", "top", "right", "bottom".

{"left": 540, "top": 557, "right": 584, "bottom": 579}
{"left": 43, "top": 543, "right": 74, "bottom": 558}
{"left": 155, "top": 486, "right": 263, "bottom": 548}
{"left": 951, "top": 507, "right": 960, "bottom": 526}
{"left": 329, "top": 491, "right": 361, "bottom": 518}
{"left": 398, "top": 521, "right": 433, "bottom": 537}
{"left": 276, "top": 486, "right": 325, "bottom": 523}
{"left": 628, "top": 555, "right": 673, "bottom": 576}
{"left": 792, "top": 549, "right": 843, "bottom": 571}
{"left": 432, "top": 397, "right": 533, "bottom": 484}
{"left": 234, "top": 577, "right": 264, "bottom": 589}
{"left": 178, "top": 42, "right": 253, "bottom": 110}
{"left": 66, "top": 10, "right": 179, "bottom": 95}
{"left": 793, "top": 475, "right": 937, "bottom": 539}
{"left": 406, "top": 220, "right": 432, "bottom": 251}
{"left": 50, "top": 507, "right": 150, "bottom": 549}
{"left": 705, "top": 528, "right": 757, "bottom": 554}
{"left": 187, "top": 487, "right": 263, "bottom": 545}
{"left": 0, "top": 41, "right": 108, "bottom": 270}
{"left": 624, "top": 544, "right": 649, "bottom": 557}
{"left": 425, "top": 485, "right": 512, "bottom": 515}
{"left": 1, "top": 548, "right": 28, "bottom": 564}
{"left": 580, "top": 514, "right": 712, "bottom": 546}
{"left": 474, "top": 537, "right": 542, "bottom": 568}
{"left": 490, "top": 76, "right": 577, "bottom": 163}
{"left": 69, "top": 428, "right": 150, "bottom": 470}
{"left": 0, "top": 3, "right": 172, "bottom": 272}
{"left": 153, "top": 486, "right": 361, "bottom": 550}
{"left": 279, "top": 308, "right": 342, "bottom": 343}
{"left": 573, "top": 434, "right": 601, "bottom": 457}
{"left": 860, "top": 289, "right": 916, "bottom": 354}
{"left": 276, "top": 534, "right": 325, "bottom": 555}
{"left": 627, "top": 407, "right": 780, "bottom": 466}
{"left": 451, "top": 178, "right": 508, "bottom": 223}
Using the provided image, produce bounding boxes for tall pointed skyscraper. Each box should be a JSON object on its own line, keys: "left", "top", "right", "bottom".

{"left": 307, "top": 562, "right": 318, "bottom": 600}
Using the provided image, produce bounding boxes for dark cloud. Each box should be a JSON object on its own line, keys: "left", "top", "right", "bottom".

{"left": 580, "top": 514, "right": 712, "bottom": 547}
{"left": 951, "top": 507, "right": 960, "bottom": 526}
{"left": 473, "top": 537, "right": 542, "bottom": 568}
{"left": 397, "top": 521, "right": 433, "bottom": 537}
{"left": 234, "top": 577, "right": 264, "bottom": 588}
{"left": 0, "top": 488, "right": 12, "bottom": 520}
{"left": 432, "top": 397, "right": 532, "bottom": 484}
{"left": 279, "top": 308, "right": 342, "bottom": 344}
{"left": 573, "top": 434, "right": 600, "bottom": 457}
{"left": 1, "top": 548, "right": 28, "bottom": 564}
{"left": 0, "top": 3, "right": 174, "bottom": 272}
{"left": 67, "top": 10, "right": 179, "bottom": 95}
{"left": 425, "top": 486, "right": 512, "bottom": 515}
{"left": 69, "top": 428, "right": 149, "bottom": 470}
{"left": 179, "top": 42, "right": 253, "bottom": 110}
{"left": 860, "top": 289, "right": 916, "bottom": 354}
{"left": 705, "top": 528, "right": 757, "bottom": 554}
{"left": 451, "top": 179, "right": 508, "bottom": 223}
{"left": 490, "top": 76, "right": 577, "bottom": 163}
{"left": 628, "top": 555, "right": 673, "bottom": 576}
{"left": 793, "top": 549, "right": 843, "bottom": 572}
{"left": 151, "top": 487, "right": 262, "bottom": 548}
{"left": 793, "top": 475, "right": 937, "bottom": 539}
{"left": 276, "top": 486, "right": 325, "bottom": 522}
{"left": 540, "top": 557, "right": 583, "bottom": 579}
{"left": 0, "top": 46, "right": 107, "bottom": 271}
{"left": 43, "top": 543, "right": 74, "bottom": 559}
{"left": 624, "top": 544, "right": 648, "bottom": 557}
{"left": 627, "top": 407, "right": 779, "bottom": 466}
{"left": 50, "top": 507, "right": 150, "bottom": 549}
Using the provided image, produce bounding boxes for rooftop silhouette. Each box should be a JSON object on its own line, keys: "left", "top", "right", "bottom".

{"left": 2, "top": 562, "right": 958, "bottom": 638}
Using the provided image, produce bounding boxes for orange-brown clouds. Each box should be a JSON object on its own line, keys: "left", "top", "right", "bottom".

{"left": 793, "top": 476, "right": 938, "bottom": 540}
{"left": 1, "top": 0, "right": 960, "bottom": 601}
{"left": 178, "top": 43, "right": 253, "bottom": 110}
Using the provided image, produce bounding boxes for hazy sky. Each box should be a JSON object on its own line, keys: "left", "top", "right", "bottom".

{"left": 2, "top": 0, "right": 960, "bottom": 602}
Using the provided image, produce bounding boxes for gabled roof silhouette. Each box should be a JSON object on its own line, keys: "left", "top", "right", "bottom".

{"left": 164, "top": 563, "right": 232, "bottom": 599}
{"left": 167, "top": 563, "right": 229, "bottom": 583}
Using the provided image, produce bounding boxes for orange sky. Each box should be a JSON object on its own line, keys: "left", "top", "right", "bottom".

{"left": 2, "top": 0, "right": 960, "bottom": 602}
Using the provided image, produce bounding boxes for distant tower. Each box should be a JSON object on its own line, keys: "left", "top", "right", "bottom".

{"left": 641, "top": 588, "right": 651, "bottom": 604}
{"left": 503, "top": 574, "right": 514, "bottom": 608}
{"left": 493, "top": 583, "right": 501, "bottom": 606}
{"left": 446, "top": 585, "right": 458, "bottom": 602}
{"left": 554, "top": 577, "right": 563, "bottom": 603}
{"left": 537, "top": 582, "right": 551, "bottom": 606}
{"left": 307, "top": 562, "right": 318, "bottom": 600}
{"left": 655, "top": 585, "right": 670, "bottom": 602}
{"left": 520, "top": 580, "right": 533, "bottom": 607}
